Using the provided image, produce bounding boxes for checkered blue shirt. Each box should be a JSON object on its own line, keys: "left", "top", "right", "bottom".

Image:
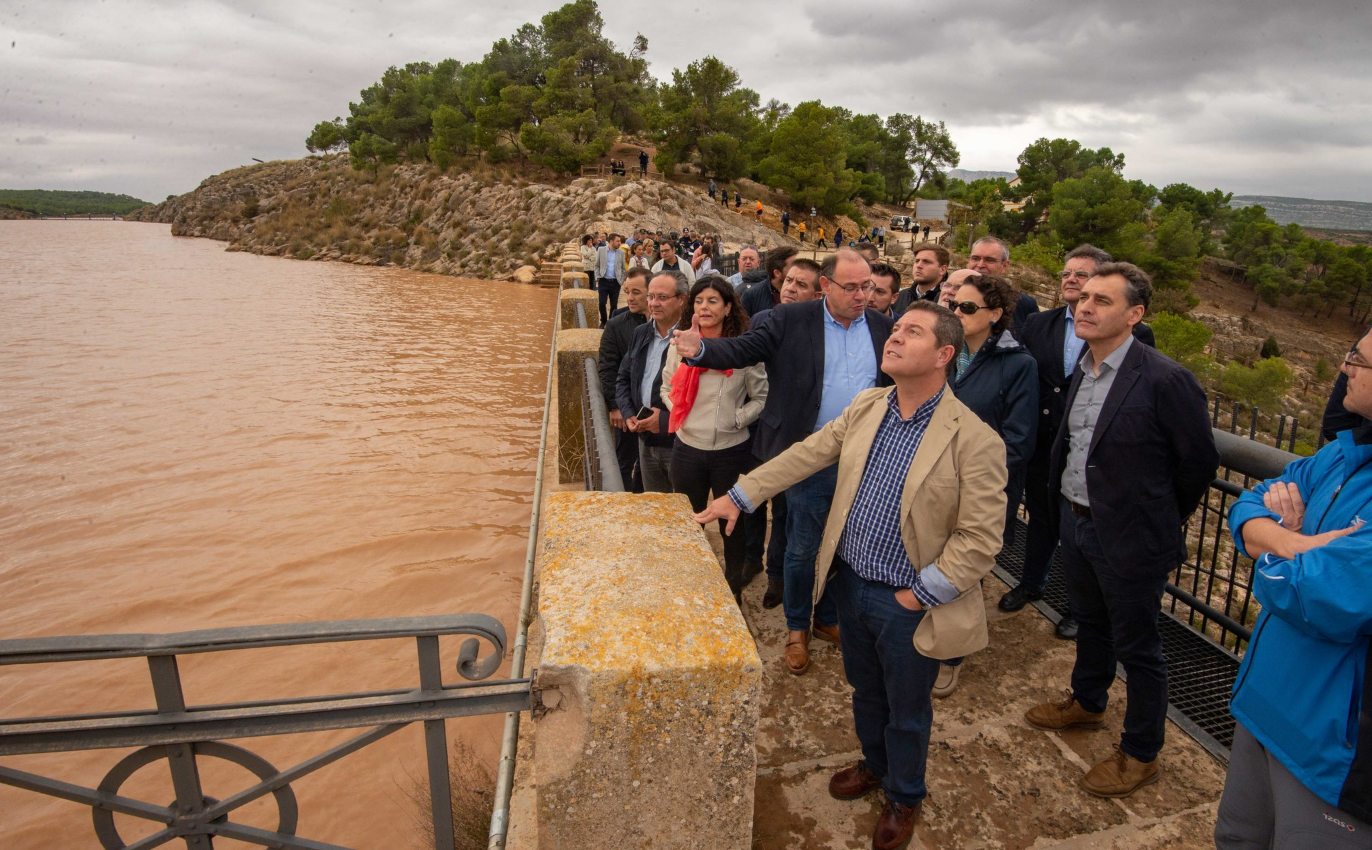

{"left": 836, "top": 387, "right": 958, "bottom": 608}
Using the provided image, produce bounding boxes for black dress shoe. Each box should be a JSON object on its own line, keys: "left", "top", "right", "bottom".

{"left": 998, "top": 584, "right": 1043, "bottom": 612}
{"left": 762, "top": 576, "right": 784, "bottom": 609}
{"left": 1055, "top": 616, "right": 1079, "bottom": 639}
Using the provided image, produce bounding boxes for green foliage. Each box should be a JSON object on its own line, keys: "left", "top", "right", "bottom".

{"left": 313, "top": 1, "right": 649, "bottom": 174}
{"left": 1151, "top": 312, "right": 1212, "bottom": 363}
{"left": 1314, "top": 357, "right": 1336, "bottom": 383}
{"left": 1219, "top": 357, "right": 1294, "bottom": 409}
{"left": 882, "top": 114, "right": 958, "bottom": 205}
{"left": 0, "top": 188, "right": 151, "bottom": 216}
{"left": 652, "top": 56, "right": 760, "bottom": 180}
{"left": 1008, "top": 138, "right": 1125, "bottom": 237}
{"left": 757, "top": 101, "right": 861, "bottom": 216}
{"left": 1046, "top": 166, "right": 1154, "bottom": 259}
{"left": 1010, "top": 235, "right": 1064, "bottom": 278}
{"left": 1260, "top": 335, "right": 1282, "bottom": 359}
{"left": 1142, "top": 206, "right": 1204, "bottom": 291}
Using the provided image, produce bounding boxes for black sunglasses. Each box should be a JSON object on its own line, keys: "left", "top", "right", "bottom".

{"left": 952, "top": 301, "right": 992, "bottom": 315}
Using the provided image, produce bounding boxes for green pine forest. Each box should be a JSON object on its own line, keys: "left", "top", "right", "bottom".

{"left": 0, "top": 189, "right": 151, "bottom": 217}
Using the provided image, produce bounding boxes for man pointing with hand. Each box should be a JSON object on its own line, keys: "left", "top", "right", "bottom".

{"left": 695, "top": 302, "right": 1007, "bottom": 848}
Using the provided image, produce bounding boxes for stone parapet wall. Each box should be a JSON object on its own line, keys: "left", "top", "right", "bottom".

{"left": 525, "top": 492, "right": 762, "bottom": 849}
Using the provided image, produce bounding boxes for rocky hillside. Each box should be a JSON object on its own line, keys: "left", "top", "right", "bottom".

{"left": 129, "top": 154, "right": 795, "bottom": 280}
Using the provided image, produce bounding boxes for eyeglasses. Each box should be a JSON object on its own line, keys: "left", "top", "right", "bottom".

{"left": 1344, "top": 352, "right": 1372, "bottom": 370}
{"left": 646, "top": 293, "right": 680, "bottom": 302}
{"left": 832, "top": 282, "right": 875, "bottom": 294}
{"left": 952, "top": 301, "right": 991, "bottom": 315}
{"left": 1060, "top": 270, "right": 1092, "bottom": 281}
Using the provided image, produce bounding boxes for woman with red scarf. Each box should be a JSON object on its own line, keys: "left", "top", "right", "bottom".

{"left": 661, "top": 275, "right": 768, "bottom": 602}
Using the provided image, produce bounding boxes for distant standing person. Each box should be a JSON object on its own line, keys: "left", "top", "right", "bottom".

{"left": 818, "top": 226, "right": 828, "bottom": 249}
{"left": 735, "top": 191, "right": 742, "bottom": 210}
{"left": 708, "top": 178, "right": 717, "bottom": 200}
{"left": 798, "top": 220, "right": 807, "bottom": 242}
{"left": 922, "top": 224, "right": 931, "bottom": 241}
{"left": 755, "top": 199, "right": 764, "bottom": 221}
{"left": 595, "top": 232, "right": 628, "bottom": 325}
{"left": 834, "top": 226, "right": 845, "bottom": 248}
{"left": 579, "top": 234, "right": 598, "bottom": 289}
{"left": 781, "top": 210, "right": 791, "bottom": 236}
{"left": 639, "top": 149, "right": 649, "bottom": 176}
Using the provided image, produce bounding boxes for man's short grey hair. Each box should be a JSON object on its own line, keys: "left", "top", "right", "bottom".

{"left": 1092, "top": 261, "right": 1152, "bottom": 310}
{"left": 1064, "top": 244, "right": 1112, "bottom": 267}
{"left": 652, "top": 270, "right": 690, "bottom": 297}
{"left": 972, "top": 236, "right": 1010, "bottom": 262}
{"left": 739, "top": 245, "right": 760, "bottom": 257}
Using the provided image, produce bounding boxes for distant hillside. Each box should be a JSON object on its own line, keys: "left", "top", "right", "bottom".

{"left": 947, "top": 168, "right": 1015, "bottom": 183}
{"left": 1230, "top": 195, "right": 1372, "bottom": 233}
{"left": 0, "top": 189, "right": 151, "bottom": 217}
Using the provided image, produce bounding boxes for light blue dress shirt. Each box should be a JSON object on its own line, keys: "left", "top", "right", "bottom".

{"left": 816, "top": 299, "right": 879, "bottom": 430}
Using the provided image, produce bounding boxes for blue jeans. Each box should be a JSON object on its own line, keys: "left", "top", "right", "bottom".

{"left": 782, "top": 464, "right": 839, "bottom": 632}
{"left": 834, "top": 561, "right": 940, "bottom": 806}
{"left": 1060, "top": 500, "right": 1169, "bottom": 761}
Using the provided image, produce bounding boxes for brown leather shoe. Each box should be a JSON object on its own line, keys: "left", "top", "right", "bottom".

{"left": 872, "top": 797, "right": 921, "bottom": 850}
{"left": 1024, "top": 690, "right": 1106, "bottom": 731}
{"left": 784, "top": 630, "right": 810, "bottom": 675}
{"left": 1081, "top": 747, "right": 1160, "bottom": 798}
{"left": 828, "top": 762, "right": 881, "bottom": 800}
{"left": 812, "top": 623, "right": 841, "bottom": 645}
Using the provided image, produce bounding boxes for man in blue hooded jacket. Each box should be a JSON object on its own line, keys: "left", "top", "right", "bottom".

{"left": 1217, "top": 327, "right": 1372, "bottom": 848}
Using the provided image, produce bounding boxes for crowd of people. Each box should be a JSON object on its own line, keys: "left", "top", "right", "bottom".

{"left": 589, "top": 232, "right": 1371, "bottom": 850}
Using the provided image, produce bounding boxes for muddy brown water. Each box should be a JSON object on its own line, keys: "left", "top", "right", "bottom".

{"left": 0, "top": 222, "right": 555, "bottom": 848}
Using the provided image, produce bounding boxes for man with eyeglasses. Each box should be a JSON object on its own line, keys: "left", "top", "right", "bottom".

{"left": 651, "top": 240, "right": 696, "bottom": 286}
{"left": 1216, "top": 326, "right": 1372, "bottom": 847}
{"left": 616, "top": 271, "right": 689, "bottom": 492}
{"left": 672, "top": 248, "right": 893, "bottom": 675}
{"left": 1002, "top": 245, "right": 1156, "bottom": 639}
{"left": 967, "top": 236, "right": 1040, "bottom": 328}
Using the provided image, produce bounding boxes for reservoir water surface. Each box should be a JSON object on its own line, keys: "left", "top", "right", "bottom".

{"left": 0, "top": 221, "right": 555, "bottom": 848}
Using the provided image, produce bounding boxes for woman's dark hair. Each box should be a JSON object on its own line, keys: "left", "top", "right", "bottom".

{"left": 677, "top": 274, "right": 749, "bottom": 337}
{"left": 959, "top": 273, "right": 1017, "bottom": 335}
{"left": 581, "top": 234, "right": 594, "bottom": 246}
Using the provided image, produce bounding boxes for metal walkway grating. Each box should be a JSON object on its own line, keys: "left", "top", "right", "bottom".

{"left": 994, "top": 519, "right": 1238, "bottom": 762}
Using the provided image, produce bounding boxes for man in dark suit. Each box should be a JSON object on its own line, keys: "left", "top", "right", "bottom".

{"left": 999, "top": 245, "right": 1156, "bottom": 637}
{"left": 1024, "top": 262, "right": 1217, "bottom": 798}
{"left": 615, "top": 270, "right": 688, "bottom": 492}
{"left": 740, "top": 247, "right": 798, "bottom": 318}
{"left": 673, "top": 249, "right": 894, "bottom": 675}
{"left": 598, "top": 267, "right": 650, "bottom": 492}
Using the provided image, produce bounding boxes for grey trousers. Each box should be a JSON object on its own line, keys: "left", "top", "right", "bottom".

{"left": 1216, "top": 723, "right": 1372, "bottom": 849}
{"left": 638, "top": 440, "right": 674, "bottom": 493}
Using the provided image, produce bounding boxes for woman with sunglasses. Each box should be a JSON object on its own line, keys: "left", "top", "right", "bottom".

{"left": 661, "top": 275, "right": 769, "bottom": 603}
{"left": 934, "top": 274, "right": 1039, "bottom": 697}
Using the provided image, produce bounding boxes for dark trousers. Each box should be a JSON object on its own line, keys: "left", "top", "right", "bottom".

{"left": 614, "top": 427, "right": 641, "bottom": 493}
{"left": 761, "top": 491, "right": 788, "bottom": 580}
{"left": 1060, "top": 500, "right": 1169, "bottom": 761}
{"left": 597, "top": 278, "right": 620, "bottom": 326}
{"left": 671, "top": 439, "right": 754, "bottom": 594}
{"left": 1018, "top": 451, "right": 1058, "bottom": 593}
{"left": 783, "top": 465, "right": 839, "bottom": 631}
{"left": 835, "top": 560, "right": 940, "bottom": 806}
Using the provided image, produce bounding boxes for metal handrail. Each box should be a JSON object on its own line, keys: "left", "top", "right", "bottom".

{"left": 0, "top": 614, "right": 527, "bottom": 850}
{"left": 487, "top": 280, "right": 562, "bottom": 849}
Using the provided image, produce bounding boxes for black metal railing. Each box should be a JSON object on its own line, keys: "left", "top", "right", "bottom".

{"left": 571, "top": 295, "right": 625, "bottom": 493}
{"left": 0, "top": 615, "right": 531, "bottom": 850}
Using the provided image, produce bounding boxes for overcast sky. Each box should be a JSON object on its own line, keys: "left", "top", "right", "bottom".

{"left": 4, "top": 0, "right": 1369, "bottom": 203}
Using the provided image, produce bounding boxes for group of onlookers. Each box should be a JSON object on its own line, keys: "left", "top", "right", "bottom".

{"left": 591, "top": 234, "right": 1371, "bottom": 850}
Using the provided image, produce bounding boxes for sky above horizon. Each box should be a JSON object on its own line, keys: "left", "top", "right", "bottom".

{"left": 4, "top": 0, "right": 1370, "bottom": 203}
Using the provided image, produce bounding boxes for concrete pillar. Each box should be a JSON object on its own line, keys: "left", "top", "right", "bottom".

{"left": 530, "top": 492, "right": 762, "bottom": 849}
{"left": 561, "top": 271, "right": 590, "bottom": 290}
{"left": 556, "top": 328, "right": 601, "bottom": 484}
{"left": 559, "top": 289, "right": 599, "bottom": 330}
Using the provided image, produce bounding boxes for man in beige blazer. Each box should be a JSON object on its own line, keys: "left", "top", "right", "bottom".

{"left": 697, "top": 302, "right": 1008, "bottom": 848}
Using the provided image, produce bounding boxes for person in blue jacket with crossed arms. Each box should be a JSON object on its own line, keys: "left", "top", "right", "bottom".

{"left": 1217, "top": 328, "right": 1372, "bottom": 849}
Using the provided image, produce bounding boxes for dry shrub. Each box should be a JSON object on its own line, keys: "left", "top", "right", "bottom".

{"left": 407, "top": 740, "right": 494, "bottom": 850}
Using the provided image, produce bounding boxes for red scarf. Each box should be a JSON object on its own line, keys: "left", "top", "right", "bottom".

{"left": 668, "top": 364, "right": 732, "bottom": 433}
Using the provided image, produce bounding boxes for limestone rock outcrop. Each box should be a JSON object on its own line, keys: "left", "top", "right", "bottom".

{"left": 129, "top": 154, "right": 795, "bottom": 280}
